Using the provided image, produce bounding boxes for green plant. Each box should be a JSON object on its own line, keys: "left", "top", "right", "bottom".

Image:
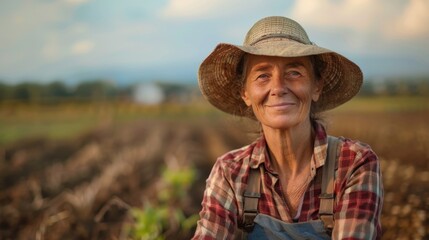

{"left": 126, "top": 165, "right": 199, "bottom": 240}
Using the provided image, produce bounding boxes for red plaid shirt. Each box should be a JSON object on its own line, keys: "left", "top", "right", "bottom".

{"left": 193, "top": 121, "right": 383, "bottom": 239}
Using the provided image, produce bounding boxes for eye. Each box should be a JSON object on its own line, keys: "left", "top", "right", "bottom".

{"left": 258, "top": 73, "right": 269, "bottom": 79}
{"left": 286, "top": 70, "right": 302, "bottom": 79}
{"left": 256, "top": 73, "right": 270, "bottom": 81}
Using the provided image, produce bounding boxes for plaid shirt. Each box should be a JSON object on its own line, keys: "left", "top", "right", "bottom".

{"left": 193, "top": 121, "right": 383, "bottom": 240}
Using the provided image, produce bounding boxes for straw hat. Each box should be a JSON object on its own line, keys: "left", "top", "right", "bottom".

{"left": 198, "top": 16, "right": 363, "bottom": 119}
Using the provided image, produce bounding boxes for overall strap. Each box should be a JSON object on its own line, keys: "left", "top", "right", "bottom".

{"left": 241, "top": 168, "right": 261, "bottom": 232}
{"left": 319, "top": 136, "right": 340, "bottom": 232}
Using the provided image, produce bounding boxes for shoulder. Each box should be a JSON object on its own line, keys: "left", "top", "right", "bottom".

{"left": 336, "top": 136, "right": 380, "bottom": 179}
{"left": 213, "top": 138, "right": 260, "bottom": 178}
{"left": 332, "top": 137, "right": 383, "bottom": 239}
{"left": 212, "top": 138, "right": 264, "bottom": 185}
{"left": 338, "top": 137, "right": 378, "bottom": 162}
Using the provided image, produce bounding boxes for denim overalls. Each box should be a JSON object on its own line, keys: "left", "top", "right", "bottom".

{"left": 243, "top": 136, "right": 340, "bottom": 240}
{"left": 247, "top": 214, "right": 331, "bottom": 240}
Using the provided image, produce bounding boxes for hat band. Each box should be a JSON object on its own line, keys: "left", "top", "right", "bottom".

{"left": 249, "top": 33, "right": 312, "bottom": 46}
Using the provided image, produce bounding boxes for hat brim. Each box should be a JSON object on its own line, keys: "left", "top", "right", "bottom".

{"left": 198, "top": 40, "right": 363, "bottom": 119}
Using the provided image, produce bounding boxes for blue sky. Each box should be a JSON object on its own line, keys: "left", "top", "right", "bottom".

{"left": 1, "top": 0, "right": 429, "bottom": 85}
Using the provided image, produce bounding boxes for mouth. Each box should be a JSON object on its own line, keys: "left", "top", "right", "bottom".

{"left": 265, "top": 102, "right": 296, "bottom": 110}
{"left": 266, "top": 102, "right": 295, "bottom": 107}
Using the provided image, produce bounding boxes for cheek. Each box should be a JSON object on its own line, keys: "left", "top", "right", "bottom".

{"left": 292, "top": 83, "right": 313, "bottom": 101}
{"left": 295, "top": 79, "right": 320, "bottom": 101}
{"left": 243, "top": 85, "right": 268, "bottom": 105}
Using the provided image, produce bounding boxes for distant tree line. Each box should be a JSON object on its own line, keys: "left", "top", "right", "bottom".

{"left": 359, "top": 76, "right": 429, "bottom": 96}
{"left": 0, "top": 80, "right": 132, "bottom": 103}
{"left": 0, "top": 80, "right": 200, "bottom": 104}
{"left": 0, "top": 76, "right": 428, "bottom": 104}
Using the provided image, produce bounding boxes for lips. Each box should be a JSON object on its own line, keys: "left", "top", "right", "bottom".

{"left": 265, "top": 102, "right": 296, "bottom": 111}
{"left": 266, "top": 102, "right": 295, "bottom": 107}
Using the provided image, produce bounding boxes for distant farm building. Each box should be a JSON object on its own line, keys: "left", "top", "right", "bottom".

{"left": 133, "top": 83, "right": 165, "bottom": 105}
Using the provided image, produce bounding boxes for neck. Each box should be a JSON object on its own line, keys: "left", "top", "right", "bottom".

{"left": 262, "top": 119, "right": 314, "bottom": 178}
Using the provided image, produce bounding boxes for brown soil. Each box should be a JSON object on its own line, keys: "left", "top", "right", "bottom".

{"left": 0, "top": 113, "right": 428, "bottom": 239}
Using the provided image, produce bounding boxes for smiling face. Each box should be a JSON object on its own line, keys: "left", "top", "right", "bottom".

{"left": 241, "top": 54, "right": 323, "bottom": 130}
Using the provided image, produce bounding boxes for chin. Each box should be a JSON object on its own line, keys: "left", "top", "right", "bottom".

{"left": 260, "top": 117, "right": 300, "bottom": 130}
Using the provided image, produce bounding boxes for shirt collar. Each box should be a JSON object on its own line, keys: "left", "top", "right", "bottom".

{"left": 248, "top": 121, "right": 329, "bottom": 171}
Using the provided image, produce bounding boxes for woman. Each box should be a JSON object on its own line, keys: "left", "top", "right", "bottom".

{"left": 193, "top": 16, "right": 383, "bottom": 240}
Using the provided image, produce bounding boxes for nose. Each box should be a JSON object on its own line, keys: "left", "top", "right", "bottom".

{"left": 270, "top": 72, "right": 287, "bottom": 96}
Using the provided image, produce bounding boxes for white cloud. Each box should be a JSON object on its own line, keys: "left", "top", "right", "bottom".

{"left": 64, "top": 0, "right": 90, "bottom": 5}
{"left": 386, "top": 0, "right": 429, "bottom": 39}
{"left": 41, "top": 34, "right": 62, "bottom": 60}
{"left": 288, "top": 0, "right": 429, "bottom": 54}
{"left": 288, "top": 0, "right": 385, "bottom": 54}
{"left": 1, "top": 0, "right": 428, "bottom": 82}
{"left": 71, "top": 40, "right": 94, "bottom": 55}
{"left": 162, "top": 0, "right": 219, "bottom": 18}
{"left": 69, "top": 23, "right": 90, "bottom": 35}
{"left": 0, "top": 2, "right": 67, "bottom": 46}
{"left": 41, "top": 23, "right": 90, "bottom": 60}
{"left": 0, "top": 1, "right": 74, "bottom": 79}
{"left": 290, "top": 0, "right": 383, "bottom": 32}
{"left": 161, "top": 0, "right": 265, "bottom": 19}
{"left": 289, "top": 0, "right": 429, "bottom": 40}
{"left": 0, "top": 1, "right": 91, "bottom": 48}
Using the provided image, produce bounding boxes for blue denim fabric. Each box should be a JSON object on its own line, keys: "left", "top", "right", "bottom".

{"left": 248, "top": 214, "right": 331, "bottom": 240}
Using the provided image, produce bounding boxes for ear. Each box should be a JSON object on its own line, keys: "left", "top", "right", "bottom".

{"left": 312, "top": 78, "right": 324, "bottom": 102}
{"left": 241, "top": 88, "right": 252, "bottom": 106}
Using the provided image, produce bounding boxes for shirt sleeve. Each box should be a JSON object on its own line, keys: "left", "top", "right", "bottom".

{"left": 333, "top": 143, "right": 384, "bottom": 240}
{"left": 192, "top": 159, "right": 239, "bottom": 240}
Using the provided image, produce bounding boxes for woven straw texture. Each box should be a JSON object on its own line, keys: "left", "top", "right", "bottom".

{"left": 198, "top": 16, "right": 363, "bottom": 119}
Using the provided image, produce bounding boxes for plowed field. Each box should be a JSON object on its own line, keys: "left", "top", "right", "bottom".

{"left": 1, "top": 110, "right": 428, "bottom": 239}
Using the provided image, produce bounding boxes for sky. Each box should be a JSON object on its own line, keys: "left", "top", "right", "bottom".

{"left": 1, "top": 0, "right": 429, "bottom": 85}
